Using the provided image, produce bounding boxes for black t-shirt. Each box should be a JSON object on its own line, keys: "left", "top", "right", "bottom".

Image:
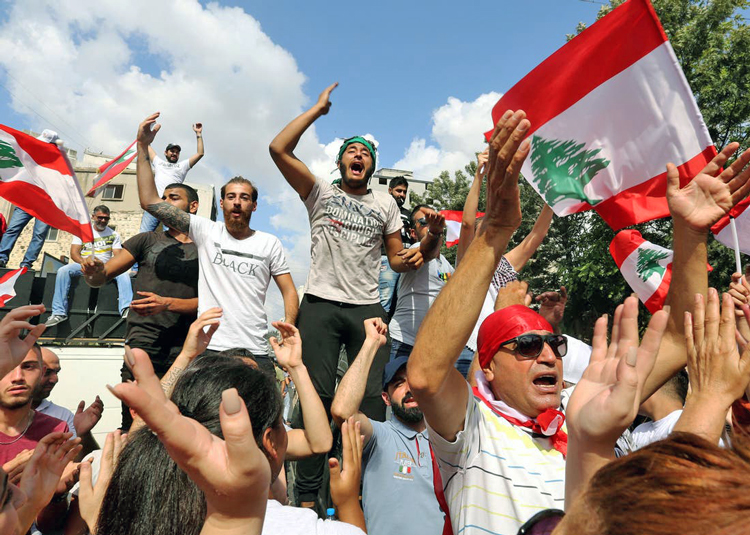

{"left": 123, "top": 231, "right": 199, "bottom": 364}
{"left": 381, "top": 205, "right": 415, "bottom": 255}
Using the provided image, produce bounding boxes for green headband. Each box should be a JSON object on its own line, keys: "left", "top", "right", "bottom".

{"left": 336, "top": 136, "right": 377, "bottom": 169}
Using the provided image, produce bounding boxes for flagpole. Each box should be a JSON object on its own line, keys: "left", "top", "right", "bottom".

{"left": 730, "top": 217, "right": 743, "bottom": 274}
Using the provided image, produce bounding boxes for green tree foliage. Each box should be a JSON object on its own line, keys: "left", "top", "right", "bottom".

{"left": 412, "top": 0, "right": 749, "bottom": 341}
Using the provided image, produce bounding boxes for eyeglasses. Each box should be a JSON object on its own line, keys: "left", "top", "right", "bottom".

{"left": 500, "top": 334, "right": 567, "bottom": 359}
{"left": 415, "top": 217, "right": 428, "bottom": 226}
{"left": 517, "top": 509, "right": 565, "bottom": 535}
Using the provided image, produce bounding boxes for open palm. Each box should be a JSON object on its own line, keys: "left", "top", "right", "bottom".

{"left": 667, "top": 143, "right": 750, "bottom": 231}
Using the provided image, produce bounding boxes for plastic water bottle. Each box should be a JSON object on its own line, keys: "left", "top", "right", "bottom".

{"left": 326, "top": 508, "right": 336, "bottom": 521}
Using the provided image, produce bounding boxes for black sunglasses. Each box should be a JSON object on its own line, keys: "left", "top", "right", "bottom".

{"left": 415, "top": 217, "right": 428, "bottom": 226}
{"left": 517, "top": 509, "right": 565, "bottom": 535}
{"left": 500, "top": 333, "right": 567, "bottom": 359}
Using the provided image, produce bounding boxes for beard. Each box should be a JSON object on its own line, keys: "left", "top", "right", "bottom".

{"left": 390, "top": 392, "right": 424, "bottom": 424}
{"left": 0, "top": 383, "right": 38, "bottom": 410}
{"left": 223, "top": 206, "right": 252, "bottom": 234}
{"left": 394, "top": 196, "right": 405, "bottom": 207}
{"left": 338, "top": 163, "right": 371, "bottom": 191}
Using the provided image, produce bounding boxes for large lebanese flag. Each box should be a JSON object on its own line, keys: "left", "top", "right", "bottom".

{"left": 0, "top": 267, "right": 27, "bottom": 307}
{"left": 0, "top": 125, "right": 93, "bottom": 242}
{"left": 485, "top": 0, "right": 714, "bottom": 230}
{"left": 610, "top": 230, "right": 673, "bottom": 313}
{"left": 712, "top": 197, "right": 750, "bottom": 255}
{"left": 86, "top": 140, "right": 136, "bottom": 198}
{"left": 439, "top": 210, "right": 484, "bottom": 247}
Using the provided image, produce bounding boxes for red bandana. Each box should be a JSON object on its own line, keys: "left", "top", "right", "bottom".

{"left": 477, "top": 305, "right": 554, "bottom": 368}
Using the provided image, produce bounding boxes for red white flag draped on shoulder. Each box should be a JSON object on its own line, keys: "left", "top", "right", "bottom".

{"left": 86, "top": 140, "right": 137, "bottom": 198}
{"left": 712, "top": 197, "right": 750, "bottom": 255}
{"left": 610, "top": 230, "right": 673, "bottom": 313}
{"left": 485, "top": 0, "right": 715, "bottom": 231}
{"left": 0, "top": 125, "right": 93, "bottom": 242}
{"left": 0, "top": 267, "right": 27, "bottom": 307}
{"left": 439, "top": 210, "right": 484, "bottom": 247}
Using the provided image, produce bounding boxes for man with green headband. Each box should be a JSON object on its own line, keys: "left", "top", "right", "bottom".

{"left": 270, "top": 82, "right": 443, "bottom": 511}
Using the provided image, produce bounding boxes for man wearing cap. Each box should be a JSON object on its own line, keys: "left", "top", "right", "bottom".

{"left": 331, "top": 318, "right": 444, "bottom": 535}
{"left": 139, "top": 123, "right": 205, "bottom": 233}
{"left": 270, "top": 83, "right": 427, "bottom": 508}
{"left": 407, "top": 110, "right": 693, "bottom": 535}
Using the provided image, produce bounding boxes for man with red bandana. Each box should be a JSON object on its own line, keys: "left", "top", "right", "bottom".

{"left": 270, "top": 83, "right": 438, "bottom": 509}
{"left": 407, "top": 109, "right": 730, "bottom": 535}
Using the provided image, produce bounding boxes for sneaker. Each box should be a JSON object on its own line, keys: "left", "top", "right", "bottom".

{"left": 0, "top": 260, "right": 6, "bottom": 268}
{"left": 44, "top": 315, "right": 68, "bottom": 327}
{"left": 121, "top": 307, "right": 129, "bottom": 319}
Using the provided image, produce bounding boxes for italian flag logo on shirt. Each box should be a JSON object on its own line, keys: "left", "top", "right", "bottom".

{"left": 398, "top": 465, "right": 412, "bottom": 475}
{"left": 485, "top": 0, "right": 715, "bottom": 230}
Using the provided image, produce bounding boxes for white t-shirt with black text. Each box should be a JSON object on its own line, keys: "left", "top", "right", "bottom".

{"left": 152, "top": 156, "right": 191, "bottom": 197}
{"left": 188, "top": 215, "right": 290, "bottom": 354}
{"left": 71, "top": 226, "right": 122, "bottom": 262}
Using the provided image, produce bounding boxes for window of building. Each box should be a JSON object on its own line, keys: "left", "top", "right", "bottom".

{"left": 379, "top": 177, "right": 387, "bottom": 185}
{"left": 102, "top": 184, "right": 124, "bottom": 200}
{"left": 46, "top": 228, "right": 59, "bottom": 242}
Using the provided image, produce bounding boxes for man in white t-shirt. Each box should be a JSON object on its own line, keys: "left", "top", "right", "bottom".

{"left": 134, "top": 113, "right": 299, "bottom": 356}
{"left": 139, "top": 122, "right": 205, "bottom": 234}
{"left": 45, "top": 205, "right": 132, "bottom": 327}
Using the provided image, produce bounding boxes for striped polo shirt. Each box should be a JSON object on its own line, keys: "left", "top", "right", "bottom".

{"left": 427, "top": 383, "right": 566, "bottom": 535}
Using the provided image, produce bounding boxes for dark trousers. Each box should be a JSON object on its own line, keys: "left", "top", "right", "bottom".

{"left": 293, "top": 294, "right": 391, "bottom": 502}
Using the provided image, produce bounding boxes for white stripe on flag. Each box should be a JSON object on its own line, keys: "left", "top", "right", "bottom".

{"left": 619, "top": 243, "right": 673, "bottom": 303}
{"left": 523, "top": 42, "right": 712, "bottom": 216}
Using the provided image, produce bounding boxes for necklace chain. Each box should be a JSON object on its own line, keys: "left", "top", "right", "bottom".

{"left": 0, "top": 412, "right": 34, "bottom": 445}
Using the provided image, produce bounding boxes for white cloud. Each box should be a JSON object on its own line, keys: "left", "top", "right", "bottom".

{"left": 394, "top": 92, "right": 502, "bottom": 179}
{"left": 0, "top": 0, "right": 341, "bottom": 331}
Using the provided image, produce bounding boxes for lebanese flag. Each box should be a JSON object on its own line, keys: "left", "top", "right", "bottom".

{"left": 86, "top": 140, "right": 136, "bottom": 197}
{"left": 439, "top": 210, "right": 484, "bottom": 247}
{"left": 712, "top": 197, "right": 750, "bottom": 255}
{"left": 0, "top": 267, "right": 27, "bottom": 307}
{"left": 610, "top": 230, "right": 673, "bottom": 313}
{"left": 0, "top": 125, "right": 93, "bottom": 242}
{"left": 485, "top": 0, "right": 714, "bottom": 231}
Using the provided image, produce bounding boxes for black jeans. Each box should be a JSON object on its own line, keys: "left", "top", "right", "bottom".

{"left": 293, "top": 294, "right": 391, "bottom": 502}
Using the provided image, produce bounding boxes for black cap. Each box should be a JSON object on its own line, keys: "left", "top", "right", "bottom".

{"left": 166, "top": 143, "right": 181, "bottom": 152}
{"left": 382, "top": 355, "right": 409, "bottom": 390}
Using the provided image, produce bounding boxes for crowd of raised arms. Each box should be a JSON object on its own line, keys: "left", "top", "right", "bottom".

{"left": 2, "top": 83, "right": 750, "bottom": 535}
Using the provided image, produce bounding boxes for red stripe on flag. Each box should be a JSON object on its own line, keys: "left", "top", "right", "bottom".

{"left": 594, "top": 146, "right": 717, "bottom": 230}
{"left": 485, "top": 0, "right": 668, "bottom": 141}
{"left": 0, "top": 125, "right": 71, "bottom": 175}
{"left": 0, "top": 181, "right": 93, "bottom": 242}
{"left": 97, "top": 140, "right": 136, "bottom": 174}
{"left": 712, "top": 195, "right": 750, "bottom": 235}
{"left": 609, "top": 230, "right": 646, "bottom": 268}
{"left": 0, "top": 267, "right": 26, "bottom": 285}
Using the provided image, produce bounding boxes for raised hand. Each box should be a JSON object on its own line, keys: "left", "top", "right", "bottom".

{"left": 484, "top": 110, "right": 532, "bottom": 230}
{"left": 19, "top": 432, "right": 81, "bottom": 508}
{"left": 137, "top": 112, "right": 161, "bottom": 146}
{"left": 363, "top": 318, "right": 387, "bottom": 348}
{"left": 425, "top": 211, "right": 446, "bottom": 236}
{"left": 536, "top": 286, "right": 568, "bottom": 331}
{"left": 315, "top": 82, "right": 338, "bottom": 116}
{"left": 565, "top": 297, "right": 669, "bottom": 446}
{"left": 494, "top": 280, "right": 531, "bottom": 310}
{"left": 0, "top": 305, "right": 46, "bottom": 379}
{"left": 193, "top": 123, "right": 203, "bottom": 134}
{"left": 667, "top": 142, "right": 750, "bottom": 232}
{"left": 180, "top": 308, "right": 222, "bottom": 360}
{"left": 109, "top": 350, "right": 270, "bottom": 528}
{"left": 74, "top": 396, "right": 104, "bottom": 436}
{"left": 329, "top": 417, "right": 363, "bottom": 510}
{"left": 270, "top": 321, "right": 302, "bottom": 370}
{"left": 685, "top": 289, "right": 750, "bottom": 406}
{"left": 78, "top": 430, "right": 128, "bottom": 533}
{"left": 476, "top": 149, "right": 489, "bottom": 179}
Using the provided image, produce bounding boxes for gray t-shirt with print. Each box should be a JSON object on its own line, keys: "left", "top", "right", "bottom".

{"left": 304, "top": 178, "right": 402, "bottom": 304}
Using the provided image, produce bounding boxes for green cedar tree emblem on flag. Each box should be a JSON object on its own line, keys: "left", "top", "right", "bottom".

{"left": 636, "top": 248, "right": 669, "bottom": 282}
{"left": 530, "top": 136, "right": 610, "bottom": 207}
{"left": 0, "top": 140, "right": 22, "bottom": 169}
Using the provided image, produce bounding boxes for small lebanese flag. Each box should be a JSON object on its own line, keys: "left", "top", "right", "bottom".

{"left": 0, "top": 125, "right": 93, "bottom": 242}
{"left": 86, "top": 140, "right": 137, "bottom": 198}
{"left": 485, "top": 0, "right": 714, "bottom": 231}
{"left": 440, "top": 210, "right": 484, "bottom": 247}
{"left": 712, "top": 196, "right": 750, "bottom": 255}
{"left": 610, "top": 230, "right": 673, "bottom": 313}
{"left": 0, "top": 267, "right": 27, "bottom": 307}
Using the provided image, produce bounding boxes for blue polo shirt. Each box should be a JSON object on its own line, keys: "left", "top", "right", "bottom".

{"left": 362, "top": 417, "right": 444, "bottom": 535}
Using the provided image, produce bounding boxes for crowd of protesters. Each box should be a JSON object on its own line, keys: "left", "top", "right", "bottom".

{"left": 1, "top": 81, "right": 750, "bottom": 535}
